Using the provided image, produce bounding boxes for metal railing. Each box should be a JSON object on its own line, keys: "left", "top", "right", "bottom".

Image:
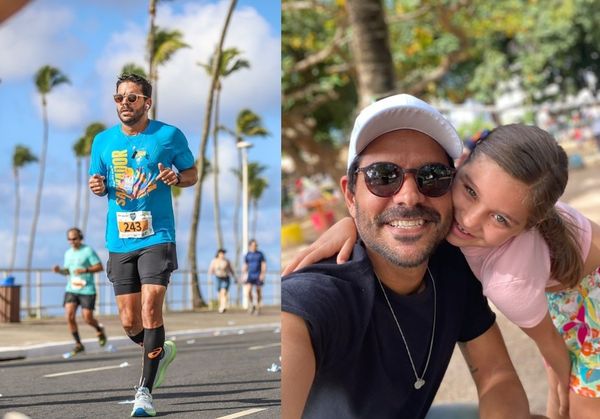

{"left": 0, "top": 268, "right": 281, "bottom": 318}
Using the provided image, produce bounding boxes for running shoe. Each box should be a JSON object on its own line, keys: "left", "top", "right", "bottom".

{"left": 153, "top": 340, "right": 177, "bottom": 389}
{"left": 97, "top": 326, "right": 107, "bottom": 347}
{"left": 63, "top": 343, "right": 85, "bottom": 359}
{"left": 130, "top": 386, "right": 156, "bottom": 417}
{"left": 71, "top": 343, "right": 85, "bottom": 356}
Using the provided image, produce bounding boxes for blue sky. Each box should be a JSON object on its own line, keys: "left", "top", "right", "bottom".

{"left": 0, "top": 0, "right": 281, "bottom": 275}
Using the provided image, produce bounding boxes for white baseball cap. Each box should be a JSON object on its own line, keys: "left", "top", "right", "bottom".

{"left": 347, "top": 94, "right": 462, "bottom": 168}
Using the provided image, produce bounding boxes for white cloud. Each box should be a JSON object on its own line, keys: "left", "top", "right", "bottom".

{"left": 95, "top": 1, "right": 280, "bottom": 135}
{"left": 32, "top": 85, "right": 91, "bottom": 129}
{"left": 0, "top": 5, "right": 83, "bottom": 81}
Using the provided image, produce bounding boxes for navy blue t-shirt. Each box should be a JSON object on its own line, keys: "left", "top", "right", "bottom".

{"left": 282, "top": 240, "right": 495, "bottom": 419}
{"left": 245, "top": 250, "right": 266, "bottom": 280}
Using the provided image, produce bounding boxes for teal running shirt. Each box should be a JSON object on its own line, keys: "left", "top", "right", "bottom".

{"left": 63, "top": 244, "right": 101, "bottom": 295}
{"left": 89, "top": 120, "right": 195, "bottom": 252}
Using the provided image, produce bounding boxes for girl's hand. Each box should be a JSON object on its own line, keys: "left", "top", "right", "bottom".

{"left": 282, "top": 217, "right": 357, "bottom": 276}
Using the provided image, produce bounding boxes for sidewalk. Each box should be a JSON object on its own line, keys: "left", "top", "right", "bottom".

{"left": 0, "top": 306, "right": 280, "bottom": 360}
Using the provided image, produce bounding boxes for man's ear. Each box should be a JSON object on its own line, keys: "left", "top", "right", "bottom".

{"left": 340, "top": 175, "right": 357, "bottom": 219}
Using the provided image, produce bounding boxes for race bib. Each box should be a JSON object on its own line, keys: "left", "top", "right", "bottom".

{"left": 70, "top": 276, "right": 86, "bottom": 290}
{"left": 116, "top": 211, "right": 155, "bottom": 239}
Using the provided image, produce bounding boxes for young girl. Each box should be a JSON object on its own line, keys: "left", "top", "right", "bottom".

{"left": 284, "top": 124, "right": 600, "bottom": 419}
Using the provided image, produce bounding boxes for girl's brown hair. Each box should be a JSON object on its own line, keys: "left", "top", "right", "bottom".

{"left": 466, "top": 124, "right": 583, "bottom": 287}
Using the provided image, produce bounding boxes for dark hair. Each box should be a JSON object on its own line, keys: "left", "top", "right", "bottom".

{"left": 117, "top": 74, "right": 152, "bottom": 98}
{"left": 67, "top": 227, "right": 83, "bottom": 240}
{"left": 215, "top": 249, "right": 226, "bottom": 257}
{"left": 346, "top": 155, "right": 362, "bottom": 194}
{"left": 465, "top": 124, "right": 583, "bottom": 287}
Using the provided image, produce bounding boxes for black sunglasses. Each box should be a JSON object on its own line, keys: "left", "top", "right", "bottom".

{"left": 113, "top": 93, "right": 148, "bottom": 103}
{"left": 355, "top": 162, "right": 456, "bottom": 198}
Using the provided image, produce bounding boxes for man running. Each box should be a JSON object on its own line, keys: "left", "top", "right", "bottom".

{"left": 89, "top": 74, "right": 198, "bottom": 417}
{"left": 52, "top": 227, "right": 106, "bottom": 357}
{"left": 243, "top": 239, "right": 267, "bottom": 315}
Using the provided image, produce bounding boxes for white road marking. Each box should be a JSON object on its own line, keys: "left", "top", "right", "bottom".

{"left": 216, "top": 408, "right": 268, "bottom": 419}
{"left": 248, "top": 342, "right": 280, "bottom": 350}
{"left": 43, "top": 362, "right": 129, "bottom": 378}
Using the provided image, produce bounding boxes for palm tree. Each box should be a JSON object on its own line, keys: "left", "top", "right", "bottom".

{"left": 188, "top": 0, "right": 238, "bottom": 309}
{"left": 233, "top": 162, "right": 268, "bottom": 239}
{"left": 81, "top": 123, "right": 105, "bottom": 234}
{"left": 199, "top": 47, "right": 250, "bottom": 249}
{"left": 72, "top": 136, "right": 87, "bottom": 227}
{"left": 10, "top": 146, "right": 37, "bottom": 273}
{"left": 148, "top": 28, "right": 189, "bottom": 119}
{"left": 345, "top": 0, "right": 395, "bottom": 109}
{"left": 248, "top": 163, "right": 268, "bottom": 239}
{"left": 25, "top": 65, "right": 69, "bottom": 313}
{"left": 121, "top": 62, "right": 147, "bottom": 78}
{"left": 221, "top": 109, "right": 269, "bottom": 271}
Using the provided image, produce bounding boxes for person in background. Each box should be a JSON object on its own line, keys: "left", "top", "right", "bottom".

{"left": 52, "top": 227, "right": 106, "bottom": 357}
{"left": 243, "top": 239, "right": 266, "bottom": 315}
{"left": 208, "top": 249, "right": 237, "bottom": 313}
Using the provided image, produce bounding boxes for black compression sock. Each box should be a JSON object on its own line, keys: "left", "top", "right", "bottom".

{"left": 128, "top": 330, "right": 145, "bottom": 346}
{"left": 72, "top": 331, "right": 81, "bottom": 345}
{"left": 138, "top": 325, "right": 165, "bottom": 392}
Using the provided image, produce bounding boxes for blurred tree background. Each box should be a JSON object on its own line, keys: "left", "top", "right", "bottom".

{"left": 282, "top": 0, "right": 600, "bottom": 181}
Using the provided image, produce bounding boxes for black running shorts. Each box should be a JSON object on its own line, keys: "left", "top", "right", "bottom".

{"left": 63, "top": 292, "right": 96, "bottom": 310}
{"left": 107, "top": 242, "right": 178, "bottom": 295}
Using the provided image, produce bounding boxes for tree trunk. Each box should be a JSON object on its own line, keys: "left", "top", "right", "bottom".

{"left": 251, "top": 199, "right": 258, "bottom": 240}
{"left": 147, "top": 0, "right": 157, "bottom": 120}
{"left": 212, "top": 84, "right": 224, "bottom": 249}
{"left": 233, "top": 146, "right": 242, "bottom": 273}
{"left": 9, "top": 169, "right": 20, "bottom": 273}
{"left": 74, "top": 157, "right": 81, "bottom": 227}
{"left": 345, "top": 0, "right": 395, "bottom": 109}
{"left": 81, "top": 157, "right": 91, "bottom": 235}
{"left": 188, "top": 0, "right": 237, "bottom": 309}
{"left": 25, "top": 96, "right": 49, "bottom": 315}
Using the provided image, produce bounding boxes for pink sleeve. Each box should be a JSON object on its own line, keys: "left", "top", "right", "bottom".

{"left": 479, "top": 229, "right": 551, "bottom": 328}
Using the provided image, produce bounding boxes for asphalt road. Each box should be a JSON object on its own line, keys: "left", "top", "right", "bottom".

{"left": 0, "top": 330, "right": 281, "bottom": 418}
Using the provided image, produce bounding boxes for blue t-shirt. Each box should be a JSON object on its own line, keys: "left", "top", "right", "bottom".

{"left": 89, "top": 120, "right": 195, "bottom": 253}
{"left": 63, "top": 244, "right": 101, "bottom": 295}
{"left": 282, "top": 241, "right": 496, "bottom": 419}
{"left": 245, "top": 251, "right": 266, "bottom": 280}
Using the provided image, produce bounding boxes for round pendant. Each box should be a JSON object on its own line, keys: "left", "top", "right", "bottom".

{"left": 414, "top": 379, "right": 425, "bottom": 389}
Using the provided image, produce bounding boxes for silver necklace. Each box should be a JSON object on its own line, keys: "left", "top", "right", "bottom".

{"left": 376, "top": 267, "right": 436, "bottom": 390}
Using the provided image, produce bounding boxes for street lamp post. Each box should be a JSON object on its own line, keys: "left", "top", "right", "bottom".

{"left": 236, "top": 141, "right": 253, "bottom": 263}
{"left": 237, "top": 141, "right": 253, "bottom": 310}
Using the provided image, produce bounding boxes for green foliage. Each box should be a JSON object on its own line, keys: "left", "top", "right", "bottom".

{"left": 12, "top": 145, "right": 37, "bottom": 171}
{"left": 34, "top": 65, "right": 70, "bottom": 95}
{"left": 121, "top": 63, "right": 148, "bottom": 79}
{"left": 152, "top": 28, "right": 189, "bottom": 66}
{"left": 198, "top": 47, "right": 250, "bottom": 78}
{"left": 283, "top": 0, "right": 600, "bottom": 177}
{"left": 236, "top": 109, "right": 269, "bottom": 138}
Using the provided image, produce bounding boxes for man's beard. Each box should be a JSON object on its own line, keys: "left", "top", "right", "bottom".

{"left": 355, "top": 202, "right": 451, "bottom": 268}
{"left": 118, "top": 107, "right": 145, "bottom": 126}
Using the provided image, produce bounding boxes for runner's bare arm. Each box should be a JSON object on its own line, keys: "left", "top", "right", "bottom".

{"left": 157, "top": 163, "right": 198, "bottom": 187}
{"left": 89, "top": 174, "right": 107, "bottom": 196}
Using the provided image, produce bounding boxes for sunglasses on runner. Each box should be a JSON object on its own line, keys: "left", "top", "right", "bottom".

{"left": 113, "top": 93, "right": 148, "bottom": 103}
{"left": 355, "top": 162, "right": 456, "bottom": 198}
